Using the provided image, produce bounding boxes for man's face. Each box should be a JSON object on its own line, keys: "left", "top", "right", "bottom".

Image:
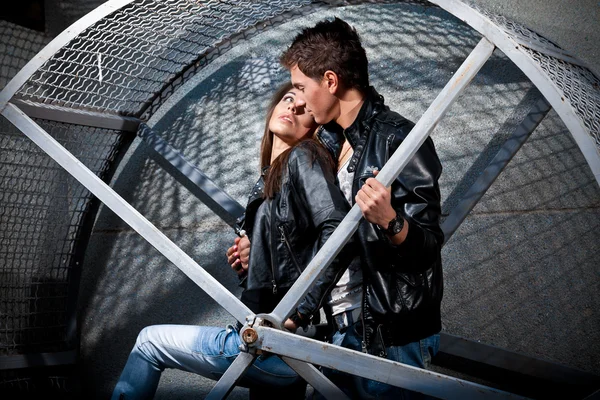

{"left": 290, "top": 65, "right": 338, "bottom": 125}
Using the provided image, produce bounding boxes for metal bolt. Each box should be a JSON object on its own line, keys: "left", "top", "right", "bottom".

{"left": 242, "top": 327, "right": 258, "bottom": 344}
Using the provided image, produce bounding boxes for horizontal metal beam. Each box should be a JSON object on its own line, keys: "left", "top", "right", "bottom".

{"left": 254, "top": 326, "right": 527, "bottom": 400}
{"left": 138, "top": 123, "right": 245, "bottom": 228}
{"left": 2, "top": 102, "right": 253, "bottom": 324}
{"left": 441, "top": 97, "right": 552, "bottom": 243}
{"left": 12, "top": 98, "right": 141, "bottom": 132}
{"left": 0, "top": 350, "right": 77, "bottom": 370}
{"left": 267, "top": 37, "right": 496, "bottom": 325}
{"left": 439, "top": 333, "right": 600, "bottom": 386}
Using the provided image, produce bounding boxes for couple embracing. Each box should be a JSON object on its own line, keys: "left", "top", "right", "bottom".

{"left": 112, "top": 17, "right": 443, "bottom": 400}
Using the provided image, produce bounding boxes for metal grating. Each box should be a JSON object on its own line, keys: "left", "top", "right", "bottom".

{"left": 521, "top": 47, "right": 600, "bottom": 149}
{"left": 0, "top": 20, "right": 51, "bottom": 91}
{"left": 0, "top": 115, "right": 129, "bottom": 356}
{"left": 468, "top": 2, "right": 562, "bottom": 52}
{"left": 14, "top": 0, "right": 312, "bottom": 117}
{"left": 467, "top": 0, "right": 600, "bottom": 154}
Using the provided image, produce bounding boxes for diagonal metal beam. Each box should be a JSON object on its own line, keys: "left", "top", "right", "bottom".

{"left": 441, "top": 96, "right": 552, "bottom": 244}
{"left": 267, "top": 37, "right": 496, "bottom": 325}
{"left": 255, "top": 326, "right": 528, "bottom": 400}
{"left": 206, "top": 352, "right": 256, "bottom": 400}
{"left": 1, "top": 102, "right": 253, "bottom": 324}
{"left": 137, "top": 123, "right": 245, "bottom": 228}
{"left": 282, "top": 356, "right": 350, "bottom": 400}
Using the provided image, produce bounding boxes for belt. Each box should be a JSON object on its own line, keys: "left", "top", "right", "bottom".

{"left": 333, "top": 308, "right": 361, "bottom": 333}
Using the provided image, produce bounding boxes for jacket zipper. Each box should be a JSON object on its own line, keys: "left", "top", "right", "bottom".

{"left": 279, "top": 226, "right": 345, "bottom": 319}
{"left": 278, "top": 225, "right": 303, "bottom": 275}
{"left": 361, "top": 287, "right": 368, "bottom": 353}
{"left": 270, "top": 200, "right": 278, "bottom": 294}
{"left": 386, "top": 133, "right": 394, "bottom": 163}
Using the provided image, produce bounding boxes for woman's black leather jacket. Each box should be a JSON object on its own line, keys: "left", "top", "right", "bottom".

{"left": 239, "top": 140, "right": 351, "bottom": 323}
{"left": 317, "top": 87, "right": 444, "bottom": 347}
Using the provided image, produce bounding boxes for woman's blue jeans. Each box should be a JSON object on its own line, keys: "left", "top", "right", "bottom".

{"left": 111, "top": 324, "right": 302, "bottom": 400}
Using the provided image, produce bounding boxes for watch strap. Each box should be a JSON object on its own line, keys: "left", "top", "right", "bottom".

{"left": 383, "top": 214, "right": 404, "bottom": 236}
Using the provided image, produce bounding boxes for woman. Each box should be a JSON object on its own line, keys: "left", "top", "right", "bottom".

{"left": 111, "top": 82, "right": 349, "bottom": 399}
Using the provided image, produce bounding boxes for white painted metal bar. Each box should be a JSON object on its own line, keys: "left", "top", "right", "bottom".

{"left": 1, "top": 102, "right": 253, "bottom": 324}
{"left": 205, "top": 352, "right": 256, "bottom": 400}
{"left": 282, "top": 356, "right": 350, "bottom": 400}
{"left": 0, "top": 0, "right": 136, "bottom": 110}
{"left": 268, "top": 37, "right": 496, "bottom": 324}
{"left": 255, "top": 326, "right": 528, "bottom": 400}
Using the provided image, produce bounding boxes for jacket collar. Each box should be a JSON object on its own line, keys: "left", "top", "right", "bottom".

{"left": 318, "top": 86, "right": 385, "bottom": 154}
{"left": 342, "top": 86, "right": 384, "bottom": 147}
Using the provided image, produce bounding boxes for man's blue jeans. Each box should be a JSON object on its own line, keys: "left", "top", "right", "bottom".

{"left": 322, "top": 321, "right": 440, "bottom": 399}
{"left": 111, "top": 324, "right": 302, "bottom": 400}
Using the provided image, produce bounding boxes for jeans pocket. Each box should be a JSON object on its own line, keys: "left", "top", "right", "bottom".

{"left": 419, "top": 334, "right": 439, "bottom": 368}
{"left": 194, "top": 326, "right": 240, "bottom": 357}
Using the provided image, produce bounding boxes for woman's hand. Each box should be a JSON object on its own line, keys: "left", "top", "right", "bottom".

{"left": 284, "top": 318, "right": 298, "bottom": 332}
{"left": 226, "top": 235, "right": 250, "bottom": 276}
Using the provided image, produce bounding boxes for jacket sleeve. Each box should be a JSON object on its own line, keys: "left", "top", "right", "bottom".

{"left": 286, "top": 144, "right": 354, "bottom": 321}
{"left": 381, "top": 131, "right": 444, "bottom": 272}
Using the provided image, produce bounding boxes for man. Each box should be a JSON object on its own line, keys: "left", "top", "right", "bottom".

{"left": 278, "top": 17, "right": 444, "bottom": 398}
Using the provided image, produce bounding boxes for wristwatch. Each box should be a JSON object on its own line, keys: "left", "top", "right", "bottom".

{"left": 381, "top": 214, "right": 404, "bottom": 236}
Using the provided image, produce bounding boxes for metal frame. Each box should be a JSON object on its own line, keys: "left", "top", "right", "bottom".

{"left": 0, "top": 0, "right": 136, "bottom": 111}
{"left": 2, "top": 37, "right": 506, "bottom": 399}
{"left": 1, "top": 0, "right": 600, "bottom": 397}
{"left": 244, "top": 325, "right": 524, "bottom": 399}
{"left": 2, "top": 102, "right": 253, "bottom": 325}
{"left": 426, "top": 0, "right": 600, "bottom": 186}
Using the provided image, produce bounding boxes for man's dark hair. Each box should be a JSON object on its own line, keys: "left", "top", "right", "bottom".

{"left": 280, "top": 17, "right": 369, "bottom": 92}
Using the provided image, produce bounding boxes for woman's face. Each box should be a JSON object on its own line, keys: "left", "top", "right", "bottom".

{"left": 268, "top": 89, "right": 317, "bottom": 144}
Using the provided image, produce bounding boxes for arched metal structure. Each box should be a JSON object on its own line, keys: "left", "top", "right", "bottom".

{"left": 0, "top": 0, "right": 599, "bottom": 397}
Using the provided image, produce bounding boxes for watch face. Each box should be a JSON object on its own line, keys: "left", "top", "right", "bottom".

{"left": 387, "top": 216, "right": 403, "bottom": 235}
{"left": 391, "top": 219, "right": 401, "bottom": 234}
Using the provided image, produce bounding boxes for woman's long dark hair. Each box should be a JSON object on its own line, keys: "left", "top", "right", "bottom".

{"left": 260, "top": 82, "right": 334, "bottom": 198}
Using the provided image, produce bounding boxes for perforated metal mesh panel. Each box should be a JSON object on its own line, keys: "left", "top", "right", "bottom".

{"left": 468, "top": 1, "right": 600, "bottom": 151}
{"left": 521, "top": 49, "right": 600, "bottom": 148}
{"left": 0, "top": 115, "right": 130, "bottom": 356}
{"left": 14, "top": 0, "right": 312, "bottom": 117}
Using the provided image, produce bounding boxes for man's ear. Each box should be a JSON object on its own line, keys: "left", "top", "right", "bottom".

{"left": 323, "top": 70, "right": 339, "bottom": 95}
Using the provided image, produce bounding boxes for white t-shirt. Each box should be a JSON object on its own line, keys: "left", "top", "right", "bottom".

{"left": 328, "top": 157, "right": 363, "bottom": 316}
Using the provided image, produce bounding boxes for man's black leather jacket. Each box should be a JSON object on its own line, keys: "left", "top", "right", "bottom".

{"left": 239, "top": 140, "right": 351, "bottom": 323}
{"left": 317, "top": 87, "right": 444, "bottom": 347}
